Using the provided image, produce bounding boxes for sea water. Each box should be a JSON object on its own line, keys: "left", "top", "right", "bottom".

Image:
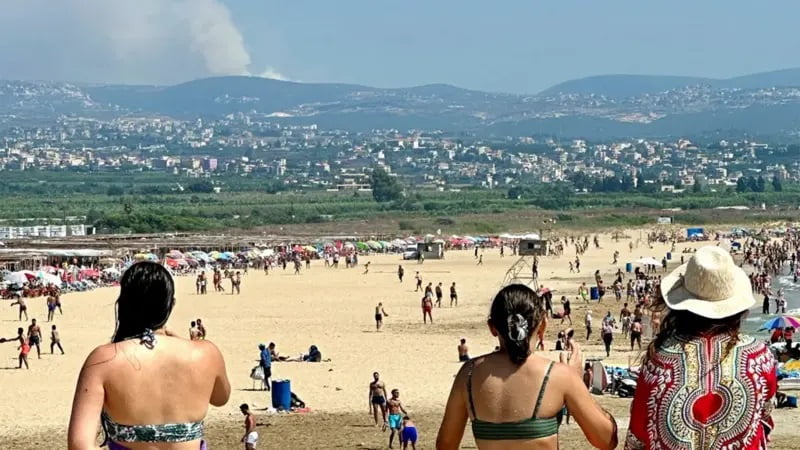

{"left": 742, "top": 268, "right": 800, "bottom": 335}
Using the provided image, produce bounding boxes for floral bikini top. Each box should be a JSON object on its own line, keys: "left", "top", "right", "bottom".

{"left": 102, "top": 329, "right": 205, "bottom": 446}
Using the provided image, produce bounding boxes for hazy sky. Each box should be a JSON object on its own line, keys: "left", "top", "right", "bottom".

{"left": 1, "top": 1, "right": 799, "bottom": 93}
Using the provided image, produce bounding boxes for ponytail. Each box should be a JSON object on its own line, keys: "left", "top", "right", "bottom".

{"left": 490, "top": 284, "right": 542, "bottom": 365}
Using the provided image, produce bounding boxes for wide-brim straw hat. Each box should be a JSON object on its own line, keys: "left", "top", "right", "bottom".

{"left": 660, "top": 246, "right": 754, "bottom": 319}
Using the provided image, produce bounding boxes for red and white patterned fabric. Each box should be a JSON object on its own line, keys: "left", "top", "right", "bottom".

{"left": 625, "top": 334, "right": 777, "bottom": 450}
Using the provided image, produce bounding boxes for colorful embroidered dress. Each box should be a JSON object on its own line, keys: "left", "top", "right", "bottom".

{"left": 625, "top": 334, "right": 777, "bottom": 450}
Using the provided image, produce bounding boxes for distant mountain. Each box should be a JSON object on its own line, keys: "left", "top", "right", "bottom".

{"left": 540, "top": 68, "right": 800, "bottom": 98}
{"left": 539, "top": 74, "right": 714, "bottom": 98}
{"left": 6, "top": 68, "right": 800, "bottom": 139}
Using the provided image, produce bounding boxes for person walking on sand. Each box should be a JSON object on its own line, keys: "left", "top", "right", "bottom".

{"left": 585, "top": 310, "right": 593, "bottom": 341}
{"left": 375, "top": 302, "right": 389, "bottom": 331}
{"left": 240, "top": 403, "right": 258, "bottom": 450}
{"left": 27, "top": 318, "right": 42, "bottom": 359}
{"left": 10, "top": 296, "right": 28, "bottom": 321}
{"left": 388, "top": 389, "right": 409, "bottom": 449}
{"left": 47, "top": 294, "right": 57, "bottom": 322}
{"left": 196, "top": 318, "right": 207, "bottom": 340}
{"left": 450, "top": 282, "right": 458, "bottom": 307}
{"left": 415, "top": 272, "right": 422, "bottom": 292}
{"left": 477, "top": 254, "right": 483, "bottom": 265}
{"left": 363, "top": 261, "right": 371, "bottom": 275}
{"left": 422, "top": 294, "right": 434, "bottom": 324}
{"left": 458, "top": 338, "right": 470, "bottom": 362}
{"left": 2, "top": 327, "right": 30, "bottom": 369}
{"left": 190, "top": 321, "right": 201, "bottom": 340}
{"left": 50, "top": 324, "right": 64, "bottom": 355}
{"left": 601, "top": 319, "right": 614, "bottom": 357}
{"left": 630, "top": 318, "right": 643, "bottom": 350}
{"left": 258, "top": 343, "right": 272, "bottom": 391}
{"left": 435, "top": 282, "right": 443, "bottom": 307}
{"left": 561, "top": 296, "right": 572, "bottom": 325}
{"left": 578, "top": 283, "right": 589, "bottom": 304}
{"left": 398, "top": 265, "right": 404, "bottom": 283}
{"left": 369, "top": 372, "right": 389, "bottom": 428}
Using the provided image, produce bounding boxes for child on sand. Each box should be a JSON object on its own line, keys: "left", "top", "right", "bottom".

{"left": 401, "top": 416, "right": 418, "bottom": 450}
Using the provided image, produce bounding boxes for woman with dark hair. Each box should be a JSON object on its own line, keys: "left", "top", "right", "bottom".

{"left": 625, "top": 246, "right": 777, "bottom": 450}
{"left": 436, "top": 284, "right": 618, "bottom": 450}
{"left": 68, "top": 262, "right": 231, "bottom": 450}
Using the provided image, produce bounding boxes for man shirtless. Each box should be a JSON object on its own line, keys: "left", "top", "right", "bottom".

{"left": 240, "top": 403, "right": 258, "bottom": 450}
{"left": 189, "top": 321, "right": 201, "bottom": 340}
{"left": 458, "top": 338, "right": 470, "bottom": 362}
{"left": 434, "top": 283, "right": 443, "bottom": 307}
{"left": 196, "top": 318, "right": 207, "bottom": 339}
{"left": 10, "top": 296, "right": 28, "bottom": 321}
{"left": 387, "top": 389, "right": 408, "bottom": 449}
{"left": 397, "top": 265, "right": 404, "bottom": 283}
{"left": 27, "top": 318, "right": 42, "bottom": 359}
{"left": 369, "top": 372, "right": 388, "bottom": 427}
{"left": 46, "top": 295, "right": 57, "bottom": 322}
{"left": 414, "top": 272, "right": 422, "bottom": 292}
{"left": 375, "top": 303, "right": 389, "bottom": 331}
{"left": 50, "top": 325, "right": 64, "bottom": 354}
{"left": 450, "top": 282, "right": 458, "bottom": 307}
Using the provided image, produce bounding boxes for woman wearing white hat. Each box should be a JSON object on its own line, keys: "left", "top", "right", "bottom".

{"left": 625, "top": 246, "right": 777, "bottom": 450}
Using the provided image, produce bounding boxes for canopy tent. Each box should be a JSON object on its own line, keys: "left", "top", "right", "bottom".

{"left": 635, "top": 257, "right": 661, "bottom": 266}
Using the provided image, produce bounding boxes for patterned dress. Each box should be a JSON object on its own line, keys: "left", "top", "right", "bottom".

{"left": 625, "top": 334, "right": 777, "bottom": 450}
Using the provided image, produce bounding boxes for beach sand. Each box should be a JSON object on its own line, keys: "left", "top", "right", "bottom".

{"left": 1, "top": 230, "right": 798, "bottom": 449}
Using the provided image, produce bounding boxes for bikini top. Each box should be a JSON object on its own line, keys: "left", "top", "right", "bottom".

{"left": 101, "top": 329, "right": 205, "bottom": 445}
{"left": 467, "top": 360, "right": 559, "bottom": 441}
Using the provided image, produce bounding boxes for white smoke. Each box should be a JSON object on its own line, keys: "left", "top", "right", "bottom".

{"left": 0, "top": 0, "right": 288, "bottom": 84}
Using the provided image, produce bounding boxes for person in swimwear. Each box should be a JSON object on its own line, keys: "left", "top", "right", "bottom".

{"left": 450, "top": 282, "right": 458, "bottom": 307}
{"left": 401, "top": 416, "right": 418, "bottom": 450}
{"left": 375, "top": 303, "right": 389, "bottom": 331}
{"left": 196, "top": 318, "right": 207, "bottom": 339}
{"left": 51, "top": 324, "right": 64, "bottom": 355}
{"left": 55, "top": 292, "right": 63, "bottom": 315}
{"left": 190, "top": 321, "right": 201, "bottom": 341}
{"left": 422, "top": 294, "right": 434, "bottom": 324}
{"left": 10, "top": 296, "right": 28, "bottom": 321}
{"left": 240, "top": 403, "right": 258, "bottom": 449}
{"left": 47, "top": 295, "right": 57, "bottom": 322}
{"left": 458, "top": 338, "right": 470, "bottom": 362}
{"left": 387, "top": 389, "right": 408, "bottom": 449}
{"left": 2, "top": 327, "right": 30, "bottom": 369}
{"left": 27, "top": 318, "right": 42, "bottom": 359}
{"left": 369, "top": 372, "right": 388, "bottom": 427}
{"left": 398, "top": 265, "right": 404, "bottom": 283}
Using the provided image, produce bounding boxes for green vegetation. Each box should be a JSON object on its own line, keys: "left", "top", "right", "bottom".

{"left": 1, "top": 171, "right": 799, "bottom": 234}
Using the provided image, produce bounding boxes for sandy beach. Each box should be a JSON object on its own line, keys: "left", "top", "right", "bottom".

{"left": 2, "top": 230, "right": 798, "bottom": 449}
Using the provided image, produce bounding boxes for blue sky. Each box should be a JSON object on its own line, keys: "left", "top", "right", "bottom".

{"left": 1, "top": 1, "right": 799, "bottom": 93}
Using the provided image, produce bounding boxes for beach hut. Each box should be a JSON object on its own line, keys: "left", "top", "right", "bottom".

{"left": 518, "top": 239, "right": 548, "bottom": 256}
{"left": 417, "top": 241, "right": 444, "bottom": 259}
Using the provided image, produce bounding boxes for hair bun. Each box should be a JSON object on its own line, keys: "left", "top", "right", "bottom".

{"left": 507, "top": 314, "right": 529, "bottom": 342}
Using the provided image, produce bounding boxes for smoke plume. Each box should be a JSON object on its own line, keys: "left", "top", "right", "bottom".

{"left": 0, "top": 0, "right": 286, "bottom": 84}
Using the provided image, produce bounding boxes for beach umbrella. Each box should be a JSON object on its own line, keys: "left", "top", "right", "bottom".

{"left": 367, "top": 240, "right": 381, "bottom": 250}
{"left": 356, "top": 242, "right": 370, "bottom": 251}
{"left": 760, "top": 315, "right": 800, "bottom": 331}
{"left": 4, "top": 271, "right": 30, "bottom": 285}
{"left": 39, "top": 272, "right": 63, "bottom": 287}
{"left": 635, "top": 257, "right": 661, "bottom": 266}
{"left": 103, "top": 267, "right": 121, "bottom": 277}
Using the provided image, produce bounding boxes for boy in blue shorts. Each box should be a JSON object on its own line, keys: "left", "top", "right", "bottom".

{"left": 401, "top": 416, "right": 417, "bottom": 450}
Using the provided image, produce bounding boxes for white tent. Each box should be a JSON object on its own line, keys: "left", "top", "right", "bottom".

{"left": 636, "top": 257, "right": 661, "bottom": 266}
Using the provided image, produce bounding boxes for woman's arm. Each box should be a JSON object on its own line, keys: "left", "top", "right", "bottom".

{"left": 67, "top": 348, "right": 106, "bottom": 450}
{"left": 436, "top": 365, "right": 469, "bottom": 450}
{"left": 204, "top": 341, "right": 231, "bottom": 407}
{"left": 562, "top": 366, "right": 617, "bottom": 450}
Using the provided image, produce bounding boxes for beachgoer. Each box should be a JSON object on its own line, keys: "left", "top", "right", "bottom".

{"left": 398, "top": 265, "right": 404, "bottom": 283}
{"left": 630, "top": 318, "right": 642, "bottom": 350}
{"left": 450, "top": 282, "right": 458, "bottom": 307}
{"left": 415, "top": 272, "right": 422, "bottom": 292}
{"left": 363, "top": 261, "right": 371, "bottom": 275}
{"left": 435, "top": 283, "right": 443, "bottom": 308}
{"left": 422, "top": 294, "right": 434, "bottom": 324}
{"left": 10, "top": 296, "right": 28, "bottom": 321}
{"left": 47, "top": 295, "right": 57, "bottom": 322}
{"left": 458, "top": 338, "right": 470, "bottom": 362}
{"left": 27, "top": 318, "right": 42, "bottom": 359}
{"left": 626, "top": 246, "right": 777, "bottom": 450}
{"left": 50, "top": 324, "right": 64, "bottom": 355}
{"left": 68, "top": 262, "right": 231, "bottom": 450}
{"left": 401, "top": 416, "right": 418, "bottom": 450}
{"left": 585, "top": 310, "right": 593, "bottom": 341}
{"left": 240, "top": 403, "right": 258, "bottom": 450}
{"left": 2, "top": 327, "right": 30, "bottom": 369}
{"left": 477, "top": 254, "right": 483, "bottom": 265}
{"left": 259, "top": 343, "right": 272, "bottom": 391}
{"left": 375, "top": 302, "right": 389, "bottom": 331}
{"left": 196, "top": 319, "right": 207, "bottom": 340}
{"left": 436, "top": 284, "right": 618, "bottom": 450}
{"left": 601, "top": 320, "right": 613, "bottom": 357}
{"left": 578, "top": 283, "right": 589, "bottom": 304}
{"left": 388, "top": 389, "right": 409, "bottom": 449}
{"left": 369, "top": 372, "right": 388, "bottom": 428}
{"left": 268, "top": 343, "right": 289, "bottom": 361}
{"left": 190, "top": 321, "right": 201, "bottom": 340}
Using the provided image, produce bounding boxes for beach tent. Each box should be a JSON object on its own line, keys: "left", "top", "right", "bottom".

{"left": 635, "top": 257, "right": 661, "bottom": 266}
{"left": 687, "top": 228, "right": 705, "bottom": 238}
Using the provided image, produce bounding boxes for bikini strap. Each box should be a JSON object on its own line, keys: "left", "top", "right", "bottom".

{"left": 533, "top": 361, "right": 555, "bottom": 418}
{"left": 466, "top": 360, "right": 478, "bottom": 419}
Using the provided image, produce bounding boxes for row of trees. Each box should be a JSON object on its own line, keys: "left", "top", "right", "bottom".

{"left": 735, "top": 175, "right": 782, "bottom": 193}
